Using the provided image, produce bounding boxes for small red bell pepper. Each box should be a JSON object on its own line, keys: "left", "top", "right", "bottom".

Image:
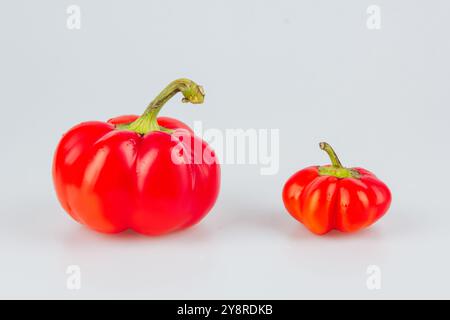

{"left": 282, "top": 142, "right": 391, "bottom": 235}
{"left": 53, "top": 79, "right": 220, "bottom": 235}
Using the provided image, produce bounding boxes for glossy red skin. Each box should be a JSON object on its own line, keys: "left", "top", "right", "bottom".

{"left": 53, "top": 115, "right": 220, "bottom": 235}
{"left": 282, "top": 166, "right": 391, "bottom": 235}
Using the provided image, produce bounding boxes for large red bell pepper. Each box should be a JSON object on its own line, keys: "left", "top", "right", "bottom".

{"left": 53, "top": 79, "right": 220, "bottom": 235}
{"left": 282, "top": 142, "right": 391, "bottom": 235}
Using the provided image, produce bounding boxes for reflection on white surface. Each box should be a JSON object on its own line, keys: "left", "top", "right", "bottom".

{"left": 0, "top": 192, "right": 446, "bottom": 299}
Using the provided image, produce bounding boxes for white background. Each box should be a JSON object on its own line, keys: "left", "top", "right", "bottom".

{"left": 0, "top": 0, "right": 449, "bottom": 299}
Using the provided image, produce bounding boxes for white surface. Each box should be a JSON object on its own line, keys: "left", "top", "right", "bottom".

{"left": 1, "top": 0, "right": 450, "bottom": 299}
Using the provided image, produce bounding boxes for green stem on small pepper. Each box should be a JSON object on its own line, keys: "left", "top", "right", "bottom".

{"left": 318, "top": 142, "right": 361, "bottom": 179}
{"left": 319, "top": 142, "right": 343, "bottom": 168}
{"left": 117, "top": 78, "right": 205, "bottom": 134}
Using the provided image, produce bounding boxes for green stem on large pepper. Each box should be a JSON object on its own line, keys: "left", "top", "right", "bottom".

{"left": 318, "top": 142, "right": 361, "bottom": 179}
{"left": 117, "top": 78, "right": 205, "bottom": 134}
